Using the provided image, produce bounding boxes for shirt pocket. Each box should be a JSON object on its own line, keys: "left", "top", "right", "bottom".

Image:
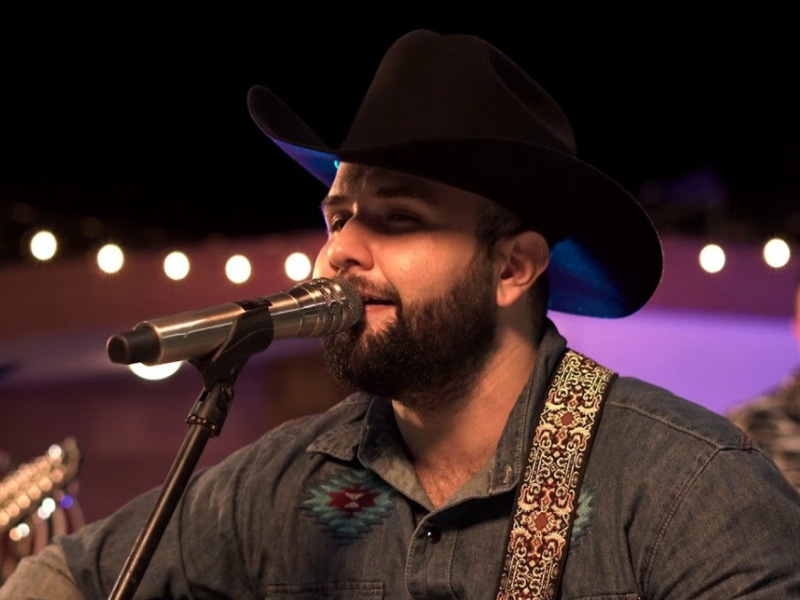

{"left": 266, "top": 581, "right": 383, "bottom": 599}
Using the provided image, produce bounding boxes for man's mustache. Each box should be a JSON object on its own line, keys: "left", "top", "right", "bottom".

{"left": 337, "top": 274, "right": 402, "bottom": 307}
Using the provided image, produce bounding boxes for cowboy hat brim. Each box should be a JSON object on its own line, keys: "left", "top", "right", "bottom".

{"left": 248, "top": 85, "right": 663, "bottom": 318}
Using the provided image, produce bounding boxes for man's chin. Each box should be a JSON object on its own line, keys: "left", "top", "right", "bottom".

{"left": 325, "top": 322, "right": 388, "bottom": 357}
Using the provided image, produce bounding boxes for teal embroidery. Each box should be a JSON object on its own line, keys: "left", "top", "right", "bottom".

{"left": 301, "top": 468, "right": 396, "bottom": 544}
{"left": 570, "top": 488, "right": 594, "bottom": 548}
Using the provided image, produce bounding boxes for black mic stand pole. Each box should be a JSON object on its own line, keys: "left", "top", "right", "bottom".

{"left": 107, "top": 306, "right": 275, "bottom": 600}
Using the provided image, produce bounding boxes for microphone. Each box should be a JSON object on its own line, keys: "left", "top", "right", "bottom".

{"left": 106, "top": 277, "right": 363, "bottom": 365}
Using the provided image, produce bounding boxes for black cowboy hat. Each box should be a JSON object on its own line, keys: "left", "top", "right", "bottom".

{"left": 247, "top": 29, "right": 663, "bottom": 318}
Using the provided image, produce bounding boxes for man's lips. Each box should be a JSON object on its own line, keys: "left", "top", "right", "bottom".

{"left": 359, "top": 294, "right": 396, "bottom": 318}
{"left": 355, "top": 288, "right": 395, "bottom": 306}
{"left": 362, "top": 298, "right": 394, "bottom": 312}
{"left": 343, "top": 280, "right": 397, "bottom": 313}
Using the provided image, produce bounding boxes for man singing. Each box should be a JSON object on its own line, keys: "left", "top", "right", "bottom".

{"left": 3, "top": 29, "right": 800, "bottom": 600}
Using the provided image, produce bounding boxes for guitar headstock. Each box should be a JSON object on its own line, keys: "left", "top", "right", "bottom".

{"left": 0, "top": 438, "right": 82, "bottom": 534}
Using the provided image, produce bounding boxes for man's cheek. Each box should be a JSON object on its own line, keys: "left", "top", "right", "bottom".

{"left": 312, "top": 251, "right": 329, "bottom": 279}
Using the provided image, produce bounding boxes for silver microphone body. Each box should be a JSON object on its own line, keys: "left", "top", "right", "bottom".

{"left": 107, "top": 278, "right": 363, "bottom": 365}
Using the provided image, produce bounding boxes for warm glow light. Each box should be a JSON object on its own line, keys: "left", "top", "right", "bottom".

{"left": 128, "top": 361, "right": 183, "bottom": 381}
{"left": 284, "top": 252, "right": 312, "bottom": 281}
{"left": 763, "top": 238, "right": 791, "bottom": 268}
{"left": 699, "top": 244, "right": 726, "bottom": 273}
{"left": 225, "top": 255, "right": 252, "bottom": 284}
{"left": 163, "top": 251, "right": 190, "bottom": 280}
{"left": 37, "top": 497, "right": 56, "bottom": 519}
{"left": 97, "top": 244, "right": 124, "bottom": 274}
{"left": 9, "top": 523, "right": 30, "bottom": 541}
{"left": 30, "top": 230, "right": 57, "bottom": 261}
{"left": 47, "top": 445, "right": 63, "bottom": 460}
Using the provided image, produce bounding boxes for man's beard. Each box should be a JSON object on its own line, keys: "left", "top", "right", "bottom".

{"left": 321, "top": 250, "right": 499, "bottom": 412}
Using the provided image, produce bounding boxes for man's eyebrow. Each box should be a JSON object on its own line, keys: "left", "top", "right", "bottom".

{"left": 372, "top": 185, "right": 433, "bottom": 202}
{"left": 320, "top": 185, "right": 434, "bottom": 212}
{"left": 320, "top": 194, "right": 348, "bottom": 212}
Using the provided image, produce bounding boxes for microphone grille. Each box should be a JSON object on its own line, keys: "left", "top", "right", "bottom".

{"left": 301, "top": 277, "right": 364, "bottom": 334}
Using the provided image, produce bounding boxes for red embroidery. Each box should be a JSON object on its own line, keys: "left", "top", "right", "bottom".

{"left": 327, "top": 485, "right": 380, "bottom": 517}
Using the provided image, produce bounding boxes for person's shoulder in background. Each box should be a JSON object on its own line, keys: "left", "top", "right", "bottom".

{"left": 726, "top": 367, "right": 800, "bottom": 491}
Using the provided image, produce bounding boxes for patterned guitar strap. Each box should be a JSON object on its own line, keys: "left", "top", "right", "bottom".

{"left": 496, "top": 349, "right": 617, "bottom": 600}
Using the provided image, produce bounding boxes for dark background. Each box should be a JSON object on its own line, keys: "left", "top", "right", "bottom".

{"left": 2, "top": 12, "right": 798, "bottom": 264}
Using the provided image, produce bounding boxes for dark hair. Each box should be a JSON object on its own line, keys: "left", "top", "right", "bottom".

{"left": 475, "top": 198, "right": 549, "bottom": 339}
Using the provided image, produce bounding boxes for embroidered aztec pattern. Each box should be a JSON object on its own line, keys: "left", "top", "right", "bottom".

{"left": 497, "top": 349, "right": 615, "bottom": 600}
{"left": 300, "top": 467, "right": 396, "bottom": 545}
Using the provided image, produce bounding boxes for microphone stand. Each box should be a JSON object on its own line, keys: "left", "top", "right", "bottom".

{"left": 106, "top": 306, "right": 275, "bottom": 600}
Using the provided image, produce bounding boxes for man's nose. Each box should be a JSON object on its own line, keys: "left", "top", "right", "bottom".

{"left": 320, "top": 217, "right": 375, "bottom": 275}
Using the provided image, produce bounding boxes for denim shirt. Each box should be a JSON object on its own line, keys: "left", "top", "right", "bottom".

{"left": 8, "top": 320, "right": 800, "bottom": 599}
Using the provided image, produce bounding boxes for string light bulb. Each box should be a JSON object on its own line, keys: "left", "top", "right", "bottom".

{"left": 284, "top": 252, "right": 312, "bottom": 281}
{"left": 225, "top": 254, "right": 251, "bottom": 284}
{"left": 30, "top": 230, "right": 57, "bottom": 261}
{"left": 97, "top": 244, "right": 124, "bottom": 274}
{"left": 163, "top": 251, "right": 190, "bottom": 280}
{"left": 763, "top": 238, "right": 790, "bottom": 268}
{"left": 699, "top": 244, "right": 726, "bottom": 274}
{"left": 129, "top": 362, "right": 182, "bottom": 381}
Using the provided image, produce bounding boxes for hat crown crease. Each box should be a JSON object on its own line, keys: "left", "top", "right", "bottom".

{"left": 342, "top": 31, "right": 576, "bottom": 155}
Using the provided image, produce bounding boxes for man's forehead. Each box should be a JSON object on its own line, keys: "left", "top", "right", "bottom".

{"left": 331, "top": 163, "right": 435, "bottom": 193}
{"left": 324, "top": 162, "right": 492, "bottom": 223}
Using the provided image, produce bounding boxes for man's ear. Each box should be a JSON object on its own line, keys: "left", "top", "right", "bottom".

{"left": 494, "top": 231, "right": 549, "bottom": 308}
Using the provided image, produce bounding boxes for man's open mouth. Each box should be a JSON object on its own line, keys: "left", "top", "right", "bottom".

{"left": 362, "top": 296, "right": 394, "bottom": 306}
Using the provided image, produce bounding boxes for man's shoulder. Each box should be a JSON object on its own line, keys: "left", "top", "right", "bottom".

{"left": 587, "top": 376, "right": 772, "bottom": 509}
{"left": 603, "top": 376, "right": 749, "bottom": 451}
{"left": 258, "top": 391, "right": 373, "bottom": 449}
{"left": 200, "top": 392, "right": 373, "bottom": 493}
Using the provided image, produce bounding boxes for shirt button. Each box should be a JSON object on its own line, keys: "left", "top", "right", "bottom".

{"left": 426, "top": 527, "right": 441, "bottom": 543}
